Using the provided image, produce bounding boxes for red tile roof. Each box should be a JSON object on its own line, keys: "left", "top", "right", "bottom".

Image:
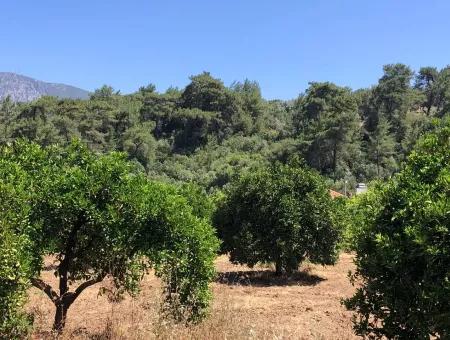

{"left": 329, "top": 189, "right": 344, "bottom": 199}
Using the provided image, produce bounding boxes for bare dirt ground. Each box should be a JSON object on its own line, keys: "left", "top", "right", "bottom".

{"left": 28, "top": 253, "right": 358, "bottom": 339}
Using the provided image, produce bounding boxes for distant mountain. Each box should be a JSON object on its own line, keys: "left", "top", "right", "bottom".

{"left": 0, "top": 72, "right": 90, "bottom": 102}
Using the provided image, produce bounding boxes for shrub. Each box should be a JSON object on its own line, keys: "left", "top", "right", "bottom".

{"left": 344, "top": 120, "right": 450, "bottom": 339}
{"left": 214, "top": 159, "right": 341, "bottom": 275}
{"left": 340, "top": 181, "right": 386, "bottom": 251}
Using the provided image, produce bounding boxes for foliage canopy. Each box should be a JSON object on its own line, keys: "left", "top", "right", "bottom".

{"left": 344, "top": 119, "right": 450, "bottom": 339}
{"left": 214, "top": 159, "right": 341, "bottom": 275}
{"left": 0, "top": 141, "right": 219, "bottom": 333}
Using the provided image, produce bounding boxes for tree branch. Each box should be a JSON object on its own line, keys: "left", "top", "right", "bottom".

{"left": 70, "top": 275, "right": 105, "bottom": 302}
{"left": 59, "top": 214, "right": 86, "bottom": 295}
{"left": 30, "top": 278, "right": 59, "bottom": 304}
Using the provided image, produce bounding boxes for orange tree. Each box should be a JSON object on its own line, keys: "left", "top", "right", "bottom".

{"left": 0, "top": 141, "right": 219, "bottom": 333}
{"left": 344, "top": 119, "right": 450, "bottom": 339}
{"left": 0, "top": 163, "right": 34, "bottom": 339}
{"left": 214, "top": 159, "right": 340, "bottom": 275}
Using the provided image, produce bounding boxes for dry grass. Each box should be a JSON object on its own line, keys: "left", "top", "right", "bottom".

{"left": 27, "top": 253, "right": 358, "bottom": 339}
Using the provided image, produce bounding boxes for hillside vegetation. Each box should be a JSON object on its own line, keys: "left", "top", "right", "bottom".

{"left": 1, "top": 63, "right": 449, "bottom": 191}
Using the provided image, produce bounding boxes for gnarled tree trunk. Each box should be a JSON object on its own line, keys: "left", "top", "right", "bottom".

{"left": 31, "top": 276, "right": 104, "bottom": 332}
{"left": 53, "top": 302, "right": 69, "bottom": 332}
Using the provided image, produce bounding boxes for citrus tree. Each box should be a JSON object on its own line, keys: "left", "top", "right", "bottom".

{"left": 214, "top": 159, "right": 341, "bottom": 275}
{"left": 344, "top": 119, "right": 450, "bottom": 339}
{"left": 0, "top": 225, "right": 33, "bottom": 339}
{"left": 0, "top": 141, "right": 219, "bottom": 333}
{"left": 0, "top": 158, "right": 34, "bottom": 339}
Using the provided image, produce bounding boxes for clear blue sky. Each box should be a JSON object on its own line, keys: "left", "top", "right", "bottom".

{"left": 1, "top": 0, "right": 450, "bottom": 99}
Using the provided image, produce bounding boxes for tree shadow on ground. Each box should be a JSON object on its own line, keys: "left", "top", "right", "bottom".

{"left": 216, "top": 269, "right": 326, "bottom": 287}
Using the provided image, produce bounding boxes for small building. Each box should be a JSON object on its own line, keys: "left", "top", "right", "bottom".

{"left": 329, "top": 189, "right": 344, "bottom": 199}
{"left": 356, "top": 183, "right": 367, "bottom": 195}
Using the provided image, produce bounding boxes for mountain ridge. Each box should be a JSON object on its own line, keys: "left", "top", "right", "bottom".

{"left": 0, "top": 72, "right": 90, "bottom": 102}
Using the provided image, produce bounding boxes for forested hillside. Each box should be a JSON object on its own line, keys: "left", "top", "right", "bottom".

{"left": 1, "top": 63, "right": 449, "bottom": 192}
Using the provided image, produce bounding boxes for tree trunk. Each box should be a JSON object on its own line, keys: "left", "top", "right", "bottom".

{"left": 376, "top": 147, "right": 380, "bottom": 178}
{"left": 53, "top": 302, "right": 69, "bottom": 332}
{"left": 275, "top": 259, "right": 283, "bottom": 276}
{"left": 332, "top": 143, "right": 337, "bottom": 181}
{"left": 30, "top": 277, "right": 101, "bottom": 333}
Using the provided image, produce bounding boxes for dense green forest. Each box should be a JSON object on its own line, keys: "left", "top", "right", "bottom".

{"left": 1, "top": 63, "right": 449, "bottom": 192}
